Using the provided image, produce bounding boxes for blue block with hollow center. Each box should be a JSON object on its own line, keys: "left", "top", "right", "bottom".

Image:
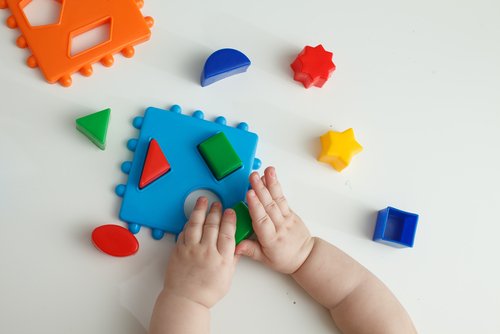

{"left": 201, "top": 48, "right": 251, "bottom": 87}
{"left": 373, "top": 207, "right": 419, "bottom": 248}
{"left": 116, "top": 104, "right": 261, "bottom": 240}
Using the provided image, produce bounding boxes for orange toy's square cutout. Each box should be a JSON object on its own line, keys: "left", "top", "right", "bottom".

{"left": 1, "top": 0, "right": 153, "bottom": 87}
{"left": 69, "top": 17, "right": 112, "bottom": 57}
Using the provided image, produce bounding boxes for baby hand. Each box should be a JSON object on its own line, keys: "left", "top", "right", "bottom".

{"left": 236, "top": 167, "right": 315, "bottom": 274}
{"left": 163, "top": 197, "right": 238, "bottom": 309}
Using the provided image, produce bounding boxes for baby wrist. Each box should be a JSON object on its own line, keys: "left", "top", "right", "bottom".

{"left": 290, "top": 236, "right": 317, "bottom": 276}
{"left": 161, "top": 289, "right": 211, "bottom": 311}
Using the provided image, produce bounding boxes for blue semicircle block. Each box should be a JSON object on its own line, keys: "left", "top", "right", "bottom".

{"left": 201, "top": 48, "right": 251, "bottom": 87}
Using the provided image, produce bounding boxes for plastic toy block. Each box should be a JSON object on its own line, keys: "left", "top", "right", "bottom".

{"left": 198, "top": 132, "right": 243, "bottom": 181}
{"left": 318, "top": 128, "right": 362, "bottom": 172}
{"left": 91, "top": 224, "right": 139, "bottom": 257}
{"left": 373, "top": 207, "right": 419, "bottom": 248}
{"left": 233, "top": 201, "right": 253, "bottom": 244}
{"left": 76, "top": 108, "right": 110, "bottom": 150}
{"left": 116, "top": 104, "right": 262, "bottom": 240}
{"left": 291, "top": 44, "right": 336, "bottom": 88}
{"left": 201, "top": 48, "right": 251, "bottom": 87}
{"left": 139, "top": 138, "right": 171, "bottom": 189}
{"left": 1, "top": 0, "right": 153, "bottom": 87}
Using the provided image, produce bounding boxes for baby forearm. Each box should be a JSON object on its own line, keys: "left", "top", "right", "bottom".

{"left": 329, "top": 276, "right": 416, "bottom": 333}
{"left": 291, "top": 238, "right": 367, "bottom": 309}
{"left": 149, "top": 290, "right": 210, "bottom": 334}
{"left": 291, "top": 238, "right": 416, "bottom": 334}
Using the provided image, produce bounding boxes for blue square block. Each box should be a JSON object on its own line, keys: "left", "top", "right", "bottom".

{"left": 373, "top": 207, "right": 419, "bottom": 248}
{"left": 115, "top": 105, "right": 261, "bottom": 240}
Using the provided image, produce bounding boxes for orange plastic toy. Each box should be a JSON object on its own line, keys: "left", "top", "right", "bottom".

{"left": 0, "top": 0, "right": 153, "bottom": 87}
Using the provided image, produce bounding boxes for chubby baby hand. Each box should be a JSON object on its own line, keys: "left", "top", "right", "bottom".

{"left": 236, "top": 167, "right": 314, "bottom": 274}
{"left": 164, "top": 197, "right": 239, "bottom": 308}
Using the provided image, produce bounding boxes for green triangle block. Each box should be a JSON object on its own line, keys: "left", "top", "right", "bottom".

{"left": 76, "top": 108, "right": 110, "bottom": 150}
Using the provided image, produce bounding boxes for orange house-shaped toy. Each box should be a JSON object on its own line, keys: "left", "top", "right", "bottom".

{"left": 1, "top": 0, "right": 153, "bottom": 87}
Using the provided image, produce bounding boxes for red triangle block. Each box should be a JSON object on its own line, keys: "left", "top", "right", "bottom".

{"left": 140, "top": 139, "right": 171, "bottom": 189}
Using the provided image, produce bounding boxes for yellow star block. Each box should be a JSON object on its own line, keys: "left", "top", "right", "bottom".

{"left": 318, "top": 129, "right": 363, "bottom": 172}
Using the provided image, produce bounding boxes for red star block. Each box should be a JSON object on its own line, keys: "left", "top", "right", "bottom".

{"left": 291, "top": 44, "right": 336, "bottom": 88}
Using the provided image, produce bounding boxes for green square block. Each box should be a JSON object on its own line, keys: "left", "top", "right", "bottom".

{"left": 233, "top": 201, "right": 253, "bottom": 244}
{"left": 198, "top": 132, "right": 243, "bottom": 180}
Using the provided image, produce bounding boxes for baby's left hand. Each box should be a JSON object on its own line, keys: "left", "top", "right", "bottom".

{"left": 163, "top": 197, "right": 239, "bottom": 309}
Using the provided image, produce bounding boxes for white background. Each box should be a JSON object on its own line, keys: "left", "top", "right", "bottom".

{"left": 1, "top": 0, "right": 499, "bottom": 333}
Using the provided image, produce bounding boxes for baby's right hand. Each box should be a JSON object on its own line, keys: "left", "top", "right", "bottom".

{"left": 236, "top": 167, "right": 315, "bottom": 274}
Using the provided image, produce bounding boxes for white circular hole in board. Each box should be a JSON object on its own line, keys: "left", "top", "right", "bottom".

{"left": 183, "top": 189, "right": 222, "bottom": 219}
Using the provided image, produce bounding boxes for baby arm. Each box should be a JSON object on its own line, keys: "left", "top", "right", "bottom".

{"left": 149, "top": 198, "right": 239, "bottom": 334}
{"left": 236, "top": 167, "right": 416, "bottom": 334}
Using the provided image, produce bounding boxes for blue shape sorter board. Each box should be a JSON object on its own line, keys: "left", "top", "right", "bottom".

{"left": 116, "top": 104, "right": 261, "bottom": 240}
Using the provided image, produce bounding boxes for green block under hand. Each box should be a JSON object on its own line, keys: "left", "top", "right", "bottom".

{"left": 233, "top": 201, "right": 253, "bottom": 244}
{"left": 198, "top": 132, "right": 243, "bottom": 180}
{"left": 76, "top": 108, "right": 111, "bottom": 150}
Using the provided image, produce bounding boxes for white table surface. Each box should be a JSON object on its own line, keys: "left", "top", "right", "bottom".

{"left": 1, "top": 0, "right": 499, "bottom": 333}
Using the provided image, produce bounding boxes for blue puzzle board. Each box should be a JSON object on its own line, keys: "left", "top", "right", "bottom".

{"left": 116, "top": 105, "right": 260, "bottom": 239}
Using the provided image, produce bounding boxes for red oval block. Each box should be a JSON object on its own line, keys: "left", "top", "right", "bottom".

{"left": 92, "top": 225, "right": 139, "bottom": 257}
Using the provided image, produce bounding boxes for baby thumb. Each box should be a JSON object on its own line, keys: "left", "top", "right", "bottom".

{"left": 235, "top": 240, "right": 264, "bottom": 262}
